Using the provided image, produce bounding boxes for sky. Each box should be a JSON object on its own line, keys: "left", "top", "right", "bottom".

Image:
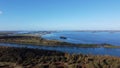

{"left": 0, "top": 0, "right": 120, "bottom": 31}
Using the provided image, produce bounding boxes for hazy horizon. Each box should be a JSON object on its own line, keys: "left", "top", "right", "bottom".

{"left": 1, "top": 29, "right": 120, "bottom": 31}
{"left": 0, "top": 0, "right": 120, "bottom": 31}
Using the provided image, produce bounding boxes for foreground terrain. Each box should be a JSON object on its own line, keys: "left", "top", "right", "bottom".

{"left": 0, "top": 46, "right": 120, "bottom": 68}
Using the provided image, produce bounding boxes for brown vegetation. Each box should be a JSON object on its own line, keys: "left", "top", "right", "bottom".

{"left": 0, "top": 46, "right": 120, "bottom": 68}
{"left": 0, "top": 36, "right": 72, "bottom": 46}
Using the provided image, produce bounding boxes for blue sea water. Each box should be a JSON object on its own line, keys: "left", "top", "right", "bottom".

{"left": 42, "top": 31, "right": 120, "bottom": 46}
{"left": 0, "top": 43, "right": 120, "bottom": 57}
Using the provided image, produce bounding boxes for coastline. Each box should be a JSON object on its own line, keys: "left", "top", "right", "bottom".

{"left": 0, "top": 33, "right": 120, "bottom": 68}
{"left": 0, "top": 35, "right": 120, "bottom": 48}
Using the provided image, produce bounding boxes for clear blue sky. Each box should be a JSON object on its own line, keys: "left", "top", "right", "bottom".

{"left": 0, "top": 0, "right": 120, "bottom": 31}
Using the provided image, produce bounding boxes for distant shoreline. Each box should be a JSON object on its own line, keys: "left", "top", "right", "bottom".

{"left": 1, "top": 30, "right": 120, "bottom": 32}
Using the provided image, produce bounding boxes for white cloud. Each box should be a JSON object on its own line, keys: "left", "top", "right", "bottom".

{"left": 0, "top": 11, "right": 2, "bottom": 14}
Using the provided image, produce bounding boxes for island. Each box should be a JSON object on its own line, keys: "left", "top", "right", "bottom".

{"left": 60, "top": 36, "right": 67, "bottom": 39}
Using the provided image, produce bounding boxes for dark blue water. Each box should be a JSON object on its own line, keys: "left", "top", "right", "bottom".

{"left": 0, "top": 43, "right": 120, "bottom": 57}
{"left": 42, "top": 31, "right": 120, "bottom": 46}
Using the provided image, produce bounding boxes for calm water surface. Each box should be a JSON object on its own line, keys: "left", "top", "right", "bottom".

{"left": 0, "top": 43, "right": 120, "bottom": 57}
{"left": 42, "top": 31, "right": 120, "bottom": 46}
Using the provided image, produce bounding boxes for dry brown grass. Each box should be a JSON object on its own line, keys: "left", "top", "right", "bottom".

{"left": 0, "top": 46, "right": 120, "bottom": 68}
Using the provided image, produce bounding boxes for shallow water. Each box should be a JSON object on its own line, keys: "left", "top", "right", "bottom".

{"left": 42, "top": 31, "right": 120, "bottom": 46}
{"left": 0, "top": 43, "right": 120, "bottom": 57}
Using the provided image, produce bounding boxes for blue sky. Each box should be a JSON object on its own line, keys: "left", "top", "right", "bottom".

{"left": 0, "top": 0, "right": 120, "bottom": 31}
